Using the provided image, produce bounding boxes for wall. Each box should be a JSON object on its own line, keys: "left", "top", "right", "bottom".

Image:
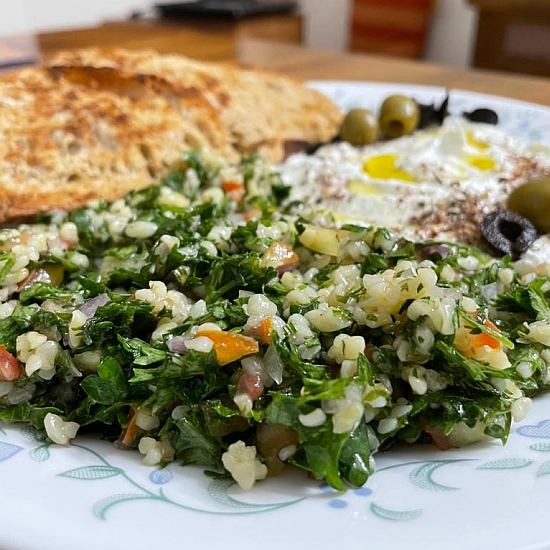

{"left": 0, "top": 0, "right": 150, "bottom": 35}
{"left": 424, "top": 0, "right": 479, "bottom": 68}
{"left": 298, "top": 0, "right": 351, "bottom": 51}
{"left": 0, "top": 0, "right": 477, "bottom": 68}
{"left": 0, "top": 3, "right": 27, "bottom": 36}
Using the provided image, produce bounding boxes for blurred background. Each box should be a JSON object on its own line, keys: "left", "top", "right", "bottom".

{"left": 0, "top": 0, "right": 548, "bottom": 76}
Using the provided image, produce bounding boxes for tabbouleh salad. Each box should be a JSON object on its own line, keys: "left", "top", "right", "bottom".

{"left": 1, "top": 150, "right": 550, "bottom": 491}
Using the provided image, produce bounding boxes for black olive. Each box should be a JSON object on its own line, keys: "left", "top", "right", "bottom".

{"left": 481, "top": 209, "right": 537, "bottom": 259}
{"left": 463, "top": 108, "right": 499, "bottom": 125}
{"left": 416, "top": 93, "right": 449, "bottom": 129}
{"left": 417, "top": 103, "right": 436, "bottom": 129}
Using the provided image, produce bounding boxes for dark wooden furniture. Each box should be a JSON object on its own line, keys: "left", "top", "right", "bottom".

{"left": 36, "top": 13, "right": 302, "bottom": 62}
{"left": 471, "top": 0, "right": 550, "bottom": 77}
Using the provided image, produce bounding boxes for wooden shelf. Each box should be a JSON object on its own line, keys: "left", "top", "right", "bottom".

{"left": 37, "top": 13, "right": 302, "bottom": 62}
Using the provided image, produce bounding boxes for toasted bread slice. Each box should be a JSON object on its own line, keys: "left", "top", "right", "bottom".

{"left": 0, "top": 49, "right": 341, "bottom": 222}
{"left": 0, "top": 64, "right": 236, "bottom": 221}
{"left": 49, "top": 48, "right": 343, "bottom": 163}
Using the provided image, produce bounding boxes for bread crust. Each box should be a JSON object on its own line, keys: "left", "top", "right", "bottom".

{"left": 49, "top": 48, "right": 343, "bottom": 160}
{"left": 0, "top": 49, "right": 342, "bottom": 221}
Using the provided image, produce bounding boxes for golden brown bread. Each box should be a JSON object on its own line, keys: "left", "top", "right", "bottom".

{"left": 48, "top": 48, "right": 342, "bottom": 161}
{"left": 0, "top": 48, "right": 342, "bottom": 222}
{"left": 0, "top": 64, "right": 233, "bottom": 221}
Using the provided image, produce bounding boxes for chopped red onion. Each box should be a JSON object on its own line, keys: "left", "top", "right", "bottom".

{"left": 79, "top": 294, "right": 110, "bottom": 317}
{"left": 423, "top": 245, "right": 449, "bottom": 259}
{"left": 277, "top": 261, "right": 299, "bottom": 276}
{"left": 167, "top": 336, "right": 188, "bottom": 354}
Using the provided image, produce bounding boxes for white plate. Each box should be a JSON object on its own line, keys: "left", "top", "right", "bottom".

{"left": 3, "top": 82, "right": 550, "bottom": 550}
{"left": 309, "top": 81, "right": 550, "bottom": 145}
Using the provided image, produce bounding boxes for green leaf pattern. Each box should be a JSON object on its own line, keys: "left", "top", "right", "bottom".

{"left": 9, "top": 411, "right": 550, "bottom": 523}
{"left": 207, "top": 478, "right": 261, "bottom": 508}
{"left": 0, "top": 441, "right": 22, "bottom": 462}
{"left": 536, "top": 460, "right": 550, "bottom": 478}
{"left": 369, "top": 502, "right": 422, "bottom": 521}
{"left": 477, "top": 458, "right": 533, "bottom": 470}
{"left": 59, "top": 465, "right": 123, "bottom": 480}
{"left": 409, "top": 462, "right": 459, "bottom": 491}
{"left": 30, "top": 444, "right": 50, "bottom": 462}
{"left": 206, "top": 478, "right": 304, "bottom": 511}
{"left": 93, "top": 494, "right": 154, "bottom": 520}
{"left": 20, "top": 425, "right": 41, "bottom": 441}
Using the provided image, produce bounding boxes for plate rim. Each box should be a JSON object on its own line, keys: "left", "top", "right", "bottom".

{"left": 307, "top": 79, "right": 550, "bottom": 114}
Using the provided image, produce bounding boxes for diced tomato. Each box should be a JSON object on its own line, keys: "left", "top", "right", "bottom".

{"left": 237, "top": 370, "right": 264, "bottom": 401}
{"left": 195, "top": 330, "right": 259, "bottom": 366}
{"left": 420, "top": 417, "right": 452, "bottom": 451}
{"left": 248, "top": 317, "right": 274, "bottom": 345}
{"left": 0, "top": 346, "right": 23, "bottom": 381}
{"left": 425, "top": 426, "right": 453, "bottom": 451}
{"left": 455, "top": 313, "right": 502, "bottom": 357}
{"left": 222, "top": 180, "right": 245, "bottom": 202}
{"left": 472, "top": 318, "right": 501, "bottom": 350}
{"left": 243, "top": 207, "right": 262, "bottom": 222}
{"left": 60, "top": 237, "right": 78, "bottom": 250}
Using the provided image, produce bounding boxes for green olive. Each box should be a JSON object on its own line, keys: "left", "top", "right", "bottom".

{"left": 507, "top": 178, "right": 550, "bottom": 233}
{"left": 339, "top": 108, "right": 380, "bottom": 146}
{"left": 379, "top": 95, "right": 420, "bottom": 139}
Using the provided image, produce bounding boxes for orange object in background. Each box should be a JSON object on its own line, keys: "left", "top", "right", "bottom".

{"left": 350, "top": 0, "right": 435, "bottom": 59}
